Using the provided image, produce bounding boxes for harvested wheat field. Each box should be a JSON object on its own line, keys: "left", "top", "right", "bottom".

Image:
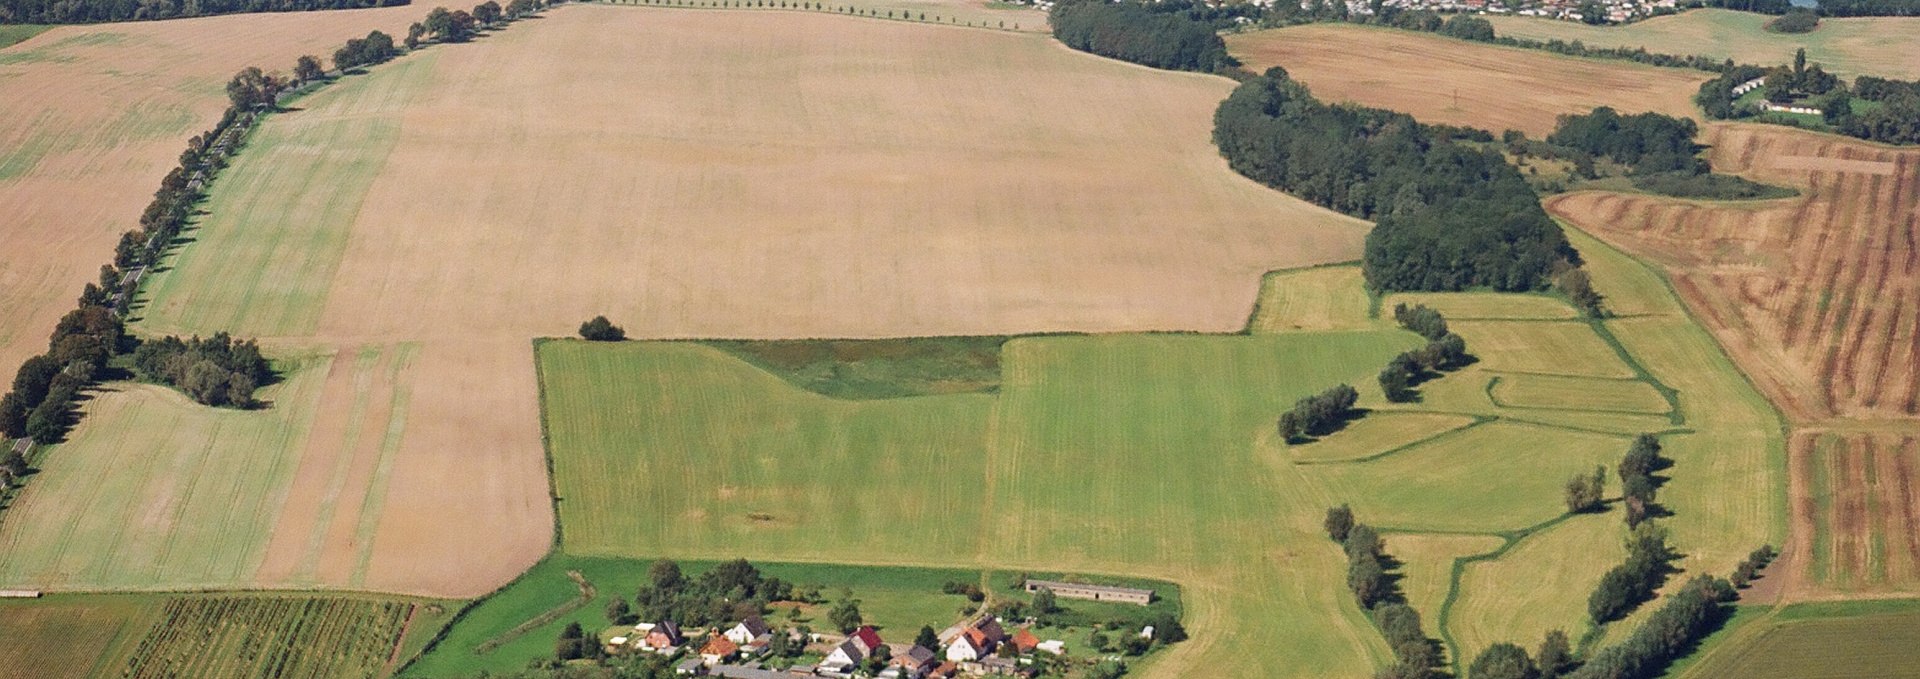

{"left": 1788, "top": 431, "right": 1920, "bottom": 597}
{"left": 1488, "top": 8, "right": 1920, "bottom": 80}
{"left": 1225, "top": 23, "right": 1710, "bottom": 136}
{"left": 1549, "top": 122, "right": 1919, "bottom": 598}
{"left": 5, "top": 4, "right": 1369, "bottom": 599}
{"left": 0, "top": 5, "right": 421, "bottom": 377}
{"left": 1547, "top": 124, "right": 1919, "bottom": 424}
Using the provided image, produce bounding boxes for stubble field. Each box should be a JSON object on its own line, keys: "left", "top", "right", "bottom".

{"left": 0, "top": 4, "right": 421, "bottom": 378}
{"left": 1223, "top": 23, "right": 1710, "bottom": 136}
{"left": 2, "top": 4, "right": 1371, "bottom": 602}
{"left": 1487, "top": 8, "right": 1920, "bottom": 80}
{"left": 1548, "top": 123, "right": 1917, "bottom": 598}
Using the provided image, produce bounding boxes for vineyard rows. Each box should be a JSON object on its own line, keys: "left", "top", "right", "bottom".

{"left": 119, "top": 595, "right": 412, "bottom": 679}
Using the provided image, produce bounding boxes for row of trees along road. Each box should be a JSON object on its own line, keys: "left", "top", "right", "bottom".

{"left": 0, "top": 0, "right": 408, "bottom": 25}
{"left": 0, "top": 0, "right": 556, "bottom": 523}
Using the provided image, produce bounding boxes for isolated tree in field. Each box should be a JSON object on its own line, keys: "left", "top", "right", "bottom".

{"left": 1563, "top": 466, "right": 1605, "bottom": 514}
{"left": 1468, "top": 642, "right": 1538, "bottom": 679}
{"left": 828, "top": 597, "right": 863, "bottom": 633}
{"left": 579, "top": 315, "right": 626, "bottom": 341}
{"left": 1325, "top": 504, "right": 1354, "bottom": 542}
{"left": 915, "top": 625, "right": 939, "bottom": 652}
{"left": 294, "top": 55, "right": 324, "bottom": 83}
{"left": 1535, "top": 630, "right": 1571, "bottom": 679}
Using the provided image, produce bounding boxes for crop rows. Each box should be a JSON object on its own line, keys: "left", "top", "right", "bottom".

{"left": 1796, "top": 433, "right": 1920, "bottom": 593}
{"left": 119, "top": 596, "right": 412, "bottom": 679}
{"left": 1546, "top": 128, "right": 1920, "bottom": 421}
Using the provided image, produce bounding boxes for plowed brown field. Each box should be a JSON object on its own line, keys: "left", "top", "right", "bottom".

{"left": 1548, "top": 124, "right": 1919, "bottom": 423}
{"left": 1791, "top": 432, "right": 1920, "bottom": 597}
{"left": 1549, "top": 122, "right": 1920, "bottom": 596}
{"left": 0, "top": 5, "right": 421, "bottom": 378}
{"left": 1224, "top": 23, "right": 1710, "bottom": 136}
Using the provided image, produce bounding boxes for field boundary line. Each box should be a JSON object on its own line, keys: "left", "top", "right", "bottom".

{"left": 1290, "top": 415, "right": 1493, "bottom": 466}
{"left": 605, "top": 0, "right": 1039, "bottom": 33}
{"left": 472, "top": 569, "right": 594, "bottom": 655}
{"left": 1485, "top": 376, "right": 1677, "bottom": 418}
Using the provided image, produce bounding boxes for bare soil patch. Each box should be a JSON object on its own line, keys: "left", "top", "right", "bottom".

{"left": 1225, "top": 23, "right": 1710, "bottom": 136}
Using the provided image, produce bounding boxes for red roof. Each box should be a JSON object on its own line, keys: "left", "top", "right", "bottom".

{"left": 1012, "top": 628, "right": 1039, "bottom": 652}
{"left": 851, "top": 626, "right": 884, "bottom": 652}
{"left": 701, "top": 636, "right": 739, "bottom": 656}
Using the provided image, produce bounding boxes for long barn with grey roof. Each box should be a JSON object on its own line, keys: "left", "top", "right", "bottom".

{"left": 1023, "top": 579, "right": 1152, "bottom": 605}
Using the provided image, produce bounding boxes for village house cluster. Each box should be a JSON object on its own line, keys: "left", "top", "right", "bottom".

{"left": 1267, "top": 0, "right": 1681, "bottom": 22}
{"left": 609, "top": 580, "right": 1159, "bottom": 679}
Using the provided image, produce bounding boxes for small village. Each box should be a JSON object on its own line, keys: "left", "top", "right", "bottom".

{"left": 594, "top": 579, "right": 1173, "bottom": 679}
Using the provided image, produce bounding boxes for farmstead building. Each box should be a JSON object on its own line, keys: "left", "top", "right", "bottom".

{"left": 1022, "top": 579, "right": 1153, "bottom": 605}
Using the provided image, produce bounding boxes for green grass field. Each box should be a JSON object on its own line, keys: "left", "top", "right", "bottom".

{"left": 522, "top": 238, "right": 1784, "bottom": 677}
{"left": 0, "top": 356, "right": 333, "bottom": 590}
{"left": 1676, "top": 598, "right": 1920, "bottom": 678}
{"left": 0, "top": 594, "right": 156, "bottom": 679}
{"left": 1382, "top": 292, "right": 1578, "bottom": 321}
{"left": 0, "top": 24, "right": 52, "bottom": 50}
{"left": 1490, "top": 374, "right": 1672, "bottom": 415}
{"left": 1486, "top": 9, "right": 1920, "bottom": 79}
{"left": 1246, "top": 265, "right": 1375, "bottom": 332}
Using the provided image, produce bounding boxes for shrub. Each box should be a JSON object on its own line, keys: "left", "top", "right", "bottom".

{"left": 579, "top": 315, "right": 626, "bottom": 341}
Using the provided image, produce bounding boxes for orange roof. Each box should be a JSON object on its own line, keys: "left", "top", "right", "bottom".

{"left": 964, "top": 628, "right": 989, "bottom": 648}
{"left": 701, "top": 636, "right": 739, "bottom": 656}
{"left": 1012, "top": 628, "right": 1039, "bottom": 652}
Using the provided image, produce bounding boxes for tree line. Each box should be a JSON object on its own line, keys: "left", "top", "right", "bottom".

{"left": 1213, "top": 68, "right": 1578, "bottom": 293}
{"left": 0, "top": 0, "right": 407, "bottom": 25}
{"left": 1324, "top": 506, "right": 1445, "bottom": 679}
{"left": 1379, "top": 304, "right": 1470, "bottom": 403}
{"left": 1716, "top": 0, "right": 1920, "bottom": 16}
{"left": 1048, "top": 0, "right": 1239, "bottom": 74}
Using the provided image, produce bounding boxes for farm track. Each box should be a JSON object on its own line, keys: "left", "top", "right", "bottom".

{"left": 1549, "top": 122, "right": 1920, "bottom": 598}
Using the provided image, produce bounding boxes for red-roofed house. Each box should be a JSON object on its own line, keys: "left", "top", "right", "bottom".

{"left": 1011, "top": 628, "right": 1039, "bottom": 654}
{"left": 700, "top": 636, "right": 739, "bottom": 665}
